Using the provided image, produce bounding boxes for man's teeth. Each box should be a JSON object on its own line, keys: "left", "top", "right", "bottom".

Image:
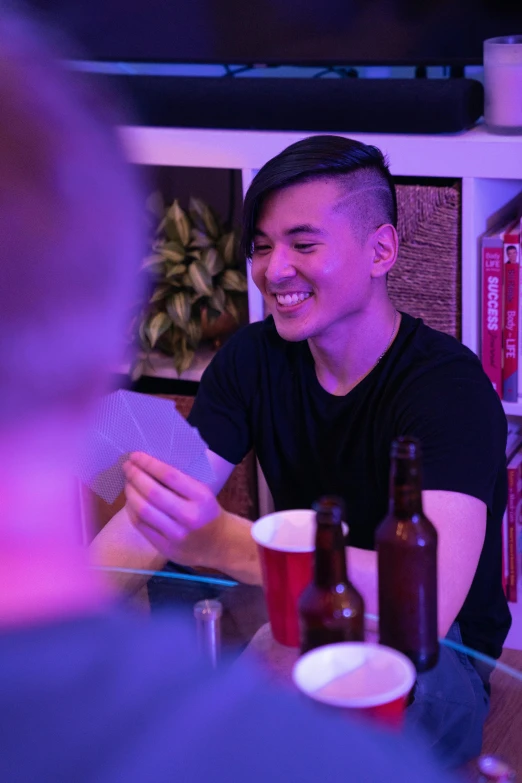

{"left": 275, "top": 292, "right": 312, "bottom": 306}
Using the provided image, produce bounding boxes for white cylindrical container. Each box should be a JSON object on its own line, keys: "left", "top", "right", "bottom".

{"left": 484, "top": 36, "right": 522, "bottom": 135}
{"left": 194, "top": 599, "right": 222, "bottom": 668}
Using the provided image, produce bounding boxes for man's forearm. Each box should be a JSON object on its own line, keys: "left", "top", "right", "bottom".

{"left": 196, "top": 510, "right": 262, "bottom": 586}
{"left": 89, "top": 506, "right": 168, "bottom": 595}
{"left": 91, "top": 505, "right": 262, "bottom": 591}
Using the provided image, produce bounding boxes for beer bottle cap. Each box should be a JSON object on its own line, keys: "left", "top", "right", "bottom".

{"left": 313, "top": 496, "right": 345, "bottom": 525}
{"left": 391, "top": 436, "right": 422, "bottom": 459}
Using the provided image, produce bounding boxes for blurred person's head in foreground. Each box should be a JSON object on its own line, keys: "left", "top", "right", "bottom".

{"left": 0, "top": 7, "right": 145, "bottom": 623}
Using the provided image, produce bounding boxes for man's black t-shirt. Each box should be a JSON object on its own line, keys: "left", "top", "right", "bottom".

{"left": 189, "top": 312, "right": 511, "bottom": 659}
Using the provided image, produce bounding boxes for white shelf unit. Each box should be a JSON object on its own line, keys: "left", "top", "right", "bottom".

{"left": 119, "top": 123, "right": 522, "bottom": 649}
{"left": 120, "top": 123, "right": 522, "bottom": 389}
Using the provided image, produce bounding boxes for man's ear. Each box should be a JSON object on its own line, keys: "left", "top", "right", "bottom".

{"left": 369, "top": 224, "right": 399, "bottom": 279}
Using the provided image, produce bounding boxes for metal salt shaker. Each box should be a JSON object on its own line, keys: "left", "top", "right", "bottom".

{"left": 193, "top": 599, "right": 223, "bottom": 668}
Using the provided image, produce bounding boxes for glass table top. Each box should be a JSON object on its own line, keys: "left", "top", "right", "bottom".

{"left": 92, "top": 560, "right": 522, "bottom": 781}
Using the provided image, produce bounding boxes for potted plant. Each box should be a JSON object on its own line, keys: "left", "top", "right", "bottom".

{"left": 130, "top": 193, "right": 248, "bottom": 379}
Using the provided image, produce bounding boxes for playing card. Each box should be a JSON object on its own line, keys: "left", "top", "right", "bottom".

{"left": 103, "top": 389, "right": 148, "bottom": 455}
{"left": 184, "top": 449, "right": 215, "bottom": 486}
{"left": 121, "top": 390, "right": 173, "bottom": 464}
{"left": 88, "top": 452, "right": 128, "bottom": 504}
{"left": 77, "top": 389, "right": 215, "bottom": 503}
{"left": 168, "top": 417, "right": 207, "bottom": 472}
{"left": 75, "top": 431, "right": 125, "bottom": 503}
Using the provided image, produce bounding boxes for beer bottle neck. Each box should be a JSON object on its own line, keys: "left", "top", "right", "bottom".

{"left": 314, "top": 522, "right": 348, "bottom": 588}
{"left": 388, "top": 456, "right": 424, "bottom": 517}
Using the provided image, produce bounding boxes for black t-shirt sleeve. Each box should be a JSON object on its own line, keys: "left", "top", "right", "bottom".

{"left": 188, "top": 326, "right": 256, "bottom": 465}
{"left": 393, "top": 360, "right": 507, "bottom": 512}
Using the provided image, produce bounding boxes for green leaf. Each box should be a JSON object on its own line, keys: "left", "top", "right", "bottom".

{"left": 149, "top": 284, "right": 171, "bottom": 303}
{"left": 177, "top": 348, "right": 195, "bottom": 374}
{"left": 130, "top": 359, "right": 145, "bottom": 382}
{"left": 146, "top": 191, "right": 165, "bottom": 219}
{"left": 188, "top": 197, "right": 207, "bottom": 232}
{"left": 224, "top": 294, "right": 240, "bottom": 322}
{"left": 166, "top": 291, "right": 191, "bottom": 328}
{"left": 185, "top": 318, "right": 202, "bottom": 349}
{"left": 221, "top": 268, "right": 248, "bottom": 292}
{"left": 166, "top": 263, "right": 188, "bottom": 279}
{"left": 201, "top": 247, "right": 224, "bottom": 277}
{"left": 146, "top": 311, "right": 172, "bottom": 349}
{"left": 138, "top": 317, "right": 151, "bottom": 350}
{"left": 167, "top": 200, "right": 191, "bottom": 246}
{"left": 173, "top": 334, "right": 195, "bottom": 374}
{"left": 186, "top": 248, "right": 202, "bottom": 263}
{"left": 141, "top": 254, "right": 164, "bottom": 272}
{"left": 219, "top": 232, "right": 236, "bottom": 266}
{"left": 164, "top": 217, "right": 179, "bottom": 242}
{"left": 209, "top": 287, "right": 226, "bottom": 314}
{"left": 188, "top": 261, "right": 214, "bottom": 297}
{"left": 161, "top": 241, "right": 186, "bottom": 263}
{"left": 189, "top": 197, "right": 220, "bottom": 239}
{"left": 191, "top": 228, "right": 214, "bottom": 249}
{"left": 155, "top": 215, "right": 167, "bottom": 236}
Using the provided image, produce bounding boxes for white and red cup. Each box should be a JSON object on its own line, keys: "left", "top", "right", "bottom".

{"left": 251, "top": 509, "right": 315, "bottom": 647}
{"left": 292, "top": 642, "right": 416, "bottom": 730}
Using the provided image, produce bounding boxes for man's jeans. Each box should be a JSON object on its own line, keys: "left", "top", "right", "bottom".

{"left": 405, "top": 622, "right": 491, "bottom": 769}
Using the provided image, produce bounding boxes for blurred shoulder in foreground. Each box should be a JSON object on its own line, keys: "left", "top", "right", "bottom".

{"left": 0, "top": 7, "right": 457, "bottom": 783}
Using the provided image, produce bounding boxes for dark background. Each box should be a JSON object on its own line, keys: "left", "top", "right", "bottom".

{"left": 28, "top": 0, "right": 522, "bottom": 67}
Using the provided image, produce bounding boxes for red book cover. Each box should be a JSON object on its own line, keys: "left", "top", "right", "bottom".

{"left": 506, "top": 450, "right": 522, "bottom": 603}
{"left": 502, "top": 220, "right": 521, "bottom": 401}
{"left": 481, "top": 226, "right": 506, "bottom": 395}
{"left": 502, "top": 510, "right": 508, "bottom": 598}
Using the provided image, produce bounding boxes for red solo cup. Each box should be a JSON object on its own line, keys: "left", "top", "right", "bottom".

{"left": 251, "top": 509, "right": 315, "bottom": 647}
{"left": 292, "top": 642, "right": 416, "bottom": 730}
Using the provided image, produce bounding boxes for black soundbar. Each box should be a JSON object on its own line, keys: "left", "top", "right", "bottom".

{"left": 91, "top": 74, "right": 484, "bottom": 135}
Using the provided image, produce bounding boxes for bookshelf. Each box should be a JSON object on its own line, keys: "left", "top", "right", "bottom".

{"left": 119, "top": 123, "right": 522, "bottom": 386}
{"left": 119, "top": 123, "right": 522, "bottom": 649}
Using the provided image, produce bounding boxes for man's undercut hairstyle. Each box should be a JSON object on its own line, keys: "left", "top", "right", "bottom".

{"left": 241, "top": 135, "right": 397, "bottom": 258}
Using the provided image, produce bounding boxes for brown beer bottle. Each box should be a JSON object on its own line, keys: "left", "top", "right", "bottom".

{"left": 298, "top": 496, "right": 365, "bottom": 655}
{"left": 376, "top": 436, "right": 439, "bottom": 672}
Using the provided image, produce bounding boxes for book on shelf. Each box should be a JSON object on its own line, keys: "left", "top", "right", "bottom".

{"left": 502, "top": 219, "right": 521, "bottom": 402}
{"left": 502, "top": 509, "right": 508, "bottom": 599}
{"left": 502, "top": 429, "right": 520, "bottom": 600}
{"left": 506, "top": 448, "right": 522, "bottom": 603}
{"left": 507, "top": 421, "right": 522, "bottom": 462}
{"left": 481, "top": 222, "right": 509, "bottom": 396}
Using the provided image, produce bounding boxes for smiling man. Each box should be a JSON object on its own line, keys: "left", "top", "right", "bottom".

{"left": 98, "top": 135, "right": 509, "bottom": 767}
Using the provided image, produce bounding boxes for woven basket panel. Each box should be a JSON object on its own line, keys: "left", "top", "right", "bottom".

{"left": 389, "top": 182, "right": 461, "bottom": 339}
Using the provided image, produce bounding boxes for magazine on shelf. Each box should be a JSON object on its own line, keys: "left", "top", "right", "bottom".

{"left": 502, "top": 428, "right": 520, "bottom": 600}
{"left": 481, "top": 221, "right": 509, "bottom": 396}
{"left": 506, "top": 448, "right": 522, "bottom": 603}
{"left": 507, "top": 421, "right": 522, "bottom": 463}
{"left": 502, "top": 509, "right": 508, "bottom": 599}
{"left": 502, "top": 219, "right": 521, "bottom": 402}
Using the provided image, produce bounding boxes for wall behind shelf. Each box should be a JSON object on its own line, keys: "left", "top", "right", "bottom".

{"left": 141, "top": 164, "right": 243, "bottom": 229}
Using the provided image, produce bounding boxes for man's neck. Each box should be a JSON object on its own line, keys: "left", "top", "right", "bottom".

{"left": 308, "top": 303, "right": 399, "bottom": 396}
